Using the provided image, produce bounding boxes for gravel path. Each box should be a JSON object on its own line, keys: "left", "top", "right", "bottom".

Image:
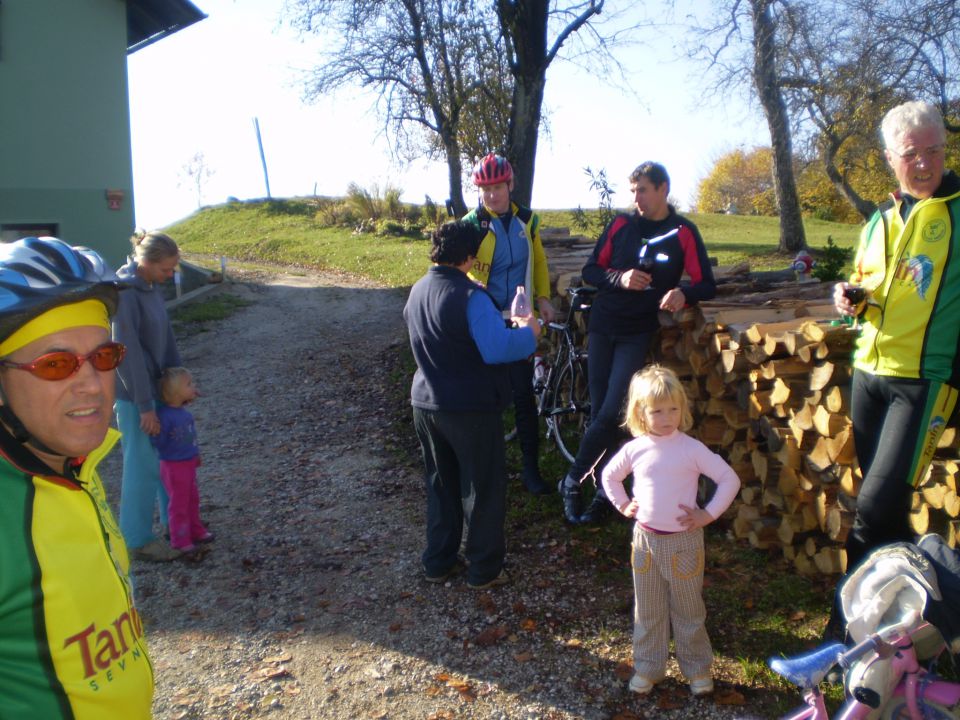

{"left": 101, "top": 268, "right": 772, "bottom": 720}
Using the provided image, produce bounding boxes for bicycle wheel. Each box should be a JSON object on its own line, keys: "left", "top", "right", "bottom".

{"left": 880, "top": 698, "right": 957, "bottom": 719}
{"left": 549, "top": 358, "right": 589, "bottom": 463}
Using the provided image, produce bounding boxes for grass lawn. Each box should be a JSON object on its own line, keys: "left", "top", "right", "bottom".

{"left": 169, "top": 198, "right": 863, "bottom": 286}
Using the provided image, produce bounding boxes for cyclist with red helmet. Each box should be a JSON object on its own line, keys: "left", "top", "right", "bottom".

{"left": 0, "top": 237, "right": 153, "bottom": 717}
{"left": 463, "top": 152, "right": 557, "bottom": 496}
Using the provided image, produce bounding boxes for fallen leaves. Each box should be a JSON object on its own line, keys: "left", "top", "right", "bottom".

{"left": 431, "top": 673, "right": 477, "bottom": 702}
{"left": 614, "top": 661, "right": 634, "bottom": 681}
{"left": 473, "top": 624, "right": 509, "bottom": 646}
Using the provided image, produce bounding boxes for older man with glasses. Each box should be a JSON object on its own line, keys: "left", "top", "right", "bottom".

{"left": 829, "top": 100, "right": 960, "bottom": 637}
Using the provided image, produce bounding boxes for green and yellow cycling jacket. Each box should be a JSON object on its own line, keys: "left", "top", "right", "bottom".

{"left": 851, "top": 171, "right": 960, "bottom": 384}
{"left": 0, "top": 428, "right": 153, "bottom": 719}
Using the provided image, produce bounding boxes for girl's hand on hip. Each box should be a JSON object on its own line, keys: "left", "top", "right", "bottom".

{"left": 677, "top": 504, "right": 712, "bottom": 530}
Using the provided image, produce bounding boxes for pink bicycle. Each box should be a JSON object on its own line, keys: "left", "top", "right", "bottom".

{"left": 770, "top": 612, "right": 960, "bottom": 719}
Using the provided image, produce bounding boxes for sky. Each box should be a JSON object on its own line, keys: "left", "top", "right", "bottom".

{"left": 127, "top": 0, "right": 769, "bottom": 230}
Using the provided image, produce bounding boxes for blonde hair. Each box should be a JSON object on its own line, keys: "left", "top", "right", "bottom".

{"left": 130, "top": 230, "right": 179, "bottom": 264}
{"left": 622, "top": 364, "right": 693, "bottom": 436}
{"left": 159, "top": 366, "right": 192, "bottom": 404}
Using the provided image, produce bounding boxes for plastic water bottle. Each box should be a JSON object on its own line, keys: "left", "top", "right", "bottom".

{"left": 511, "top": 285, "right": 531, "bottom": 318}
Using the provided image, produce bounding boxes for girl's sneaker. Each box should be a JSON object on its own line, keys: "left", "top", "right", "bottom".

{"left": 690, "top": 677, "right": 714, "bottom": 696}
{"left": 628, "top": 674, "right": 657, "bottom": 695}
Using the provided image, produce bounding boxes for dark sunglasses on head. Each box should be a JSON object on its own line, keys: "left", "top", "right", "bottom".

{"left": 0, "top": 341, "right": 126, "bottom": 381}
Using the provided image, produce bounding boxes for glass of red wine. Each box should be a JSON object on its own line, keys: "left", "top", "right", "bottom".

{"left": 842, "top": 286, "right": 867, "bottom": 328}
{"left": 638, "top": 254, "right": 654, "bottom": 290}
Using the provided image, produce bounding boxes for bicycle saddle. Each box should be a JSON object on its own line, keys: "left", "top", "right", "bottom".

{"left": 769, "top": 642, "right": 846, "bottom": 688}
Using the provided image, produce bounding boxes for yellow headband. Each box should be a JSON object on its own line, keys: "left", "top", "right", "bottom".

{"left": 0, "top": 299, "right": 111, "bottom": 357}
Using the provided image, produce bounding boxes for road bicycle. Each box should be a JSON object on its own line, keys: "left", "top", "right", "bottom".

{"left": 769, "top": 611, "right": 960, "bottom": 719}
{"left": 533, "top": 285, "right": 596, "bottom": 463}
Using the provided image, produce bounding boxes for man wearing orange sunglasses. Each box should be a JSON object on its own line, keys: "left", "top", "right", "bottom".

{"left": 0, "top": 237, "right": 153, "bottom": 718}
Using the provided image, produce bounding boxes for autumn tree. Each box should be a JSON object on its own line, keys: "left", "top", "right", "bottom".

{"left": 695, "top": 147, "right": 776, "bottom": 215}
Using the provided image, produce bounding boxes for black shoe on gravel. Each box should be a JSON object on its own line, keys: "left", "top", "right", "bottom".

{"left": 558, "top": 475, "right": 583, "bottom": 524}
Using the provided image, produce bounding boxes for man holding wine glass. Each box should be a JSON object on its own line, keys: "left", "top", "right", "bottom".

{"left": 829, "top": 100, "right": 960, "bottom": 636}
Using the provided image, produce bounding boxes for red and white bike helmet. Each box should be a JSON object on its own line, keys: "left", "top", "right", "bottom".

{"left": 472, "top": 153, "right": 513, "bottom": 187}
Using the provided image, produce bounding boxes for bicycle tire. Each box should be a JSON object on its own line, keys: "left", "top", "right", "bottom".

{"left": 879, "top": 698, "right": 957, "bottom": 719}
{"left": 549, "top": 358, "right": 589, "bottom": 464}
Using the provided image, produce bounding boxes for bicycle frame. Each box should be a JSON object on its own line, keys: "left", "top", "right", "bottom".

{"left": 771, "top": 615, "right": 960, "bottom": 719}
{"left": 534, "top": 286, "right": 594, "bottom": 462}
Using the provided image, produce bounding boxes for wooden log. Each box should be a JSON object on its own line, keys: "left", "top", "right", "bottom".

{"left": 909, "top": 500, "right": 948, "bottom": 536}
{"left": 793, "top": 552, "right": 816, "bottom": 575}
{"left": 823, "top": 385, "right": 850, "bottom": 415}
{"left": 812, "top": 404, "right": 850, "bottom": 438}
{"left": 807, "top": 436, "right": 836, "bottom": 473}
{"left": 826, "top": 427, "right": 857, "bottom": 465}
{"left": 809, "top": 361, "right": 851, "bottom": 392}
{"left": 838, "top": 465, "right": 861, "bottom": 498}
{"left": 759, "top": 356, "right": 814, "bottom": 381}
{"left": 814, "top": 547, "right": 846, "bottom": 575}
{"left": 826, "top": 506, "right": 854, "bottom": 543}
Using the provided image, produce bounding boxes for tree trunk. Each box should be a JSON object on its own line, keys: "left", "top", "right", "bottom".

{"left": 507, "top": 73, "right": 546, "bottom": 207}
{"left": 445, "top": 150, "right": 467, "bottom": 217}
{"left": 498, "top": 0, "right": 549, "bottom": 208}
{"left": 822, "top": 136, "right": 877, "bottom": 221}
{"left": 751, "top": 0, "right": 806, "bottom": 253}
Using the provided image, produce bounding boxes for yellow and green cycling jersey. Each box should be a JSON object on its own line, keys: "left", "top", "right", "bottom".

{"left": 851, "top": 171, "right": 960, "bottom": 384}
{"left": 0, "top": 428, "right": 153, "bottom": 719}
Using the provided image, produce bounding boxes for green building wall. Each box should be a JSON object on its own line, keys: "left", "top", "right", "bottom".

{"left": 0, "top": 0, "right": 136, "bottom": 268}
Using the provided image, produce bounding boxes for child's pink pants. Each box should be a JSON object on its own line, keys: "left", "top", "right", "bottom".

{"left": 159, "top": 457, "right": 208, "bottom": 550}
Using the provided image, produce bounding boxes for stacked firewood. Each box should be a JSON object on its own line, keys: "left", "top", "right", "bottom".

{"left": 653, "top": 289, "right": 960, "bottom": 575}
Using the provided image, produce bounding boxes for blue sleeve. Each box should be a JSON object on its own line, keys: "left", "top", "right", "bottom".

{"left": 467, "top": 291, "right": 536, "bottom": 364}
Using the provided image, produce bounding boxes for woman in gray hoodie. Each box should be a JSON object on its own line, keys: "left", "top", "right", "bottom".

{"left": 113, "top": 230, "right": 183, "bottom": 561}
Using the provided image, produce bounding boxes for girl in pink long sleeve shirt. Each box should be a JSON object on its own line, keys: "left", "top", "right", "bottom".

{"left": 602, "top": 365, "right": 740, "bottom": 698}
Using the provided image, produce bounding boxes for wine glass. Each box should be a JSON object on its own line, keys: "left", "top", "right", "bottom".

{"left": 842, "top": 286, "right": 867, "bottom": 328}
{"left": 638, "top": 253, "right": 654, "bottom": 289}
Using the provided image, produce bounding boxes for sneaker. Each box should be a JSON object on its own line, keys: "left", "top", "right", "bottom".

{"left": 424, "top": 568, "right": 453, "bottom": 584}
{"left": 132, "top": 538, "right": 181, "bottom": 562}
{"left": 690, "top": 677, "right": 714, "bottom": 696}
{"left": 467, "top": 568, "right": 510, "bottom": 590}
{"left": 195, "top": 532, "right": 216, "bottom": 544}
{"left": 579, "top": 491, "right": 612, "bottom": 524}
{"left": 628, "top": 674, "right": 657, "bottom": 695}
{"left": 424, "top": 560, "right": 463, "bottom": 584}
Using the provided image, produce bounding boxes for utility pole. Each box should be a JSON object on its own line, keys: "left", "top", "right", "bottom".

{"left": 253, "top": 117, "right": 271, "bottom": 199}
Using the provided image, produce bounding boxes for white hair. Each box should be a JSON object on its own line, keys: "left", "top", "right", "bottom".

{"left": 881, "top": 101, "right": 946, "bottom": 150}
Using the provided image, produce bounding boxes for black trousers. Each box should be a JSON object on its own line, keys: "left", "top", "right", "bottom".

{"left": 846, "top": 370, "right": 958, "bottom": 570}
{"left": 508, "top": 358, "right": 539, "bottom": 463}
{"left": 413, "top": 407, "right": 507, "bottom": 586}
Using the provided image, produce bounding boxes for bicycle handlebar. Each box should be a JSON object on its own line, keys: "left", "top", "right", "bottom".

{"left": 838, "top": 610, "right": 923, "bottom": 669}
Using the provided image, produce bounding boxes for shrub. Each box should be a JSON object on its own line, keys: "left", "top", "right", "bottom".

{"left": 421, "top": 196, "right": 446, "bottom": 231}
{"left": 316, "top": 201, "right": 361, "bottom": 227}
{"left": 812, "top": 236, "right": 853, "bottom": 282}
